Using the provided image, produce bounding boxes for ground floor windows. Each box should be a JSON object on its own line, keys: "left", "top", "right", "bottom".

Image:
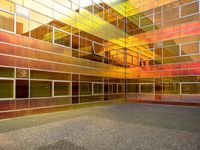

{"left": 126, "top": 84, "right": 139, "bottom": 93}
{"left": 30, "top": 81, "right": 52, "bottom": 98}
{"left": 140, "top": 84, "right": 154, "bottom": 93}
{"left": 80, "top": 83, "right": 92, "bottom": 95}
{"left": 0, "top": 67, "right": 14, "bottom": 78}
{"left": 16, "top": 80, "right": 29, "bottom": 98}
{"left": 54, "top": 82, "right": 70, "bottom": 96}
{"left": 93, "top": 83, "right": 103, "bottom": 95}
{"left": 181, "top": 83, "right": 200, "bottom": 94}
{"left": 163, "top": 83, "right": 180, "bottom": 94}
{"left": 0, "top": 80, "right": 13, "bottom": 98}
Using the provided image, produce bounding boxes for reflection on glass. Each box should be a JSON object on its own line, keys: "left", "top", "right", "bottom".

{"left": 54, "top": 29, "right": 71, "bottom": 47}
{"left": 16, "top": 15, "right": 29, "bottom": 36}
{"left": 0, "top": 10, "right": 14, "bottom": 32}
{"left": 30, "top": 21, "right": 52, "bottom": 43}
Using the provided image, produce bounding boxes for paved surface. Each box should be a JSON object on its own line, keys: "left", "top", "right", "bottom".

{"left": 0, "top": 103, "right": 200, "bottom": 150}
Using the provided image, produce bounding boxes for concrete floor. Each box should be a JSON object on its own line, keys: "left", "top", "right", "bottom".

{"left": 0, "top": 103, "right": 200, "bottom": 150}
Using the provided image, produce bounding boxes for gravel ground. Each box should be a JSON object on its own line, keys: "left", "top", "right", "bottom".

{"left": 0, "top": 103, "right": 200, "bottom": 150}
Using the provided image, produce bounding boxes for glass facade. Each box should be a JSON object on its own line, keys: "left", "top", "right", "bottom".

{"left": 0, "top": 0, "right": 199, "bottom": 115}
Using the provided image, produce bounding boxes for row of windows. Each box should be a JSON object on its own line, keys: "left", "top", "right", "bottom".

{"left": 0, "top": 67, "right": 125, "bottom": 83}
{"left": 0, "top": 67, "right": 125, "bottom": 99}
{"left": 127, "top": 1, "right": 200, "bottom": 33}
{"left": 33, "top": 0, "right": 125, "bottom": 30}
{"left": 2, "top": 0, "right": 124, "bottom": 40}
{"left": 0, "top": 79, "right": 126, "bottom": 99}
{"left": 130, "top": 43, "right": 200, "bottom": 66}
{"left": 127, "top": 76, "right": 200, "bottom": 83}
{"left": 126, "top": 0, "right": 195, "bottom": 12}
{"left": 0, "top": 80, "right": 70, "bottom": 99}
{"left": 0, "top": 8, "right": 126, "bottom": 65}
{"left": 0, "top": 9, "right": 105, "bottom": 53}
{"left": 126, "top": 83, "right": 200, "bottom": 94}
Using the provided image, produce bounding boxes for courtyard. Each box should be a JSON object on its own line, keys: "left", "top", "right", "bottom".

{"left": 0, "top": 103, "right": 200, "bottom": 150}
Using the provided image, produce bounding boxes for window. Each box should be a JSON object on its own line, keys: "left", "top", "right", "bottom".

{"left": 54, "top": 82, "right": 70, "bottom": 96}
{"left": 181, "top": 42, "right": 199, "bottom": 55}
{"left": 16, "top": 80, "right": 29, "bottom": 98}
{"left": 0, "top": 67, "right": 14, "bottom": 78}
{"left": 80, "top": 83, "right": 92, "bottom": 95}
{"left": 30, "top": 70, "right": 71, "bottom": 80}
{"left": 80, "top": 38, "right": 93, "bottom": 53}
{"left": 15, "top": 5, "right": 29, "bottom": 17}
{"left": 16, "top": 69, "right": 29, "bottom": 78}
{"left": 140, "top": 84, "right": 154, "bottom": 93}
{"left": 126, "top": 84, "right": 139, "bottom": 93}
{"left": 54, "top": 0, "right": 71, "bottom": 9}
{"left": 30, "top": 81, "right": 52, "bottom": 97}
{"left": 163, "top": 83, "right": 180, "bottom": 94}
{"left": 163, "top": 45, "right": 180, "bottom": 57}
{"left": 93, "top": 3, "right": 103, "bottom": 18}
{"left": 54, "top": 29, "right": 71, "bottom": 47}
{"left": 16, "top": 15, "right": 29, "bottom": 36}
{"left": 93, "top": 42, "right": 104, "bottom": 56}
{"left": 72, "top": 35, "right": 79, "bottom": 49}
{"left": 30, "top": 21, "right": 53, "bottom": 43}
{"left": 109, "top": 84, "right": 117, "bottom": 93}
{"left": 0, "top": 80, "right": 13, "bottom": 98}
{"left": 0, "top": 0, "right": 15, "bottom": 12}
{"left": 181, "top": 83, "right": 200, "bottom": 94}
{"left": 163, "top": 7, "right": 179, "bottom": 22}
{"left": 50, "top": 20, "right": 71, "bottom": 33}
{"left": 140, "top": 15, "right": 153, "bottom": 27}
{"left": 118, "top": 84, "right": 124, "bottom": 93}
{"left": 93, "top": 83, "right": 103, "bottom": 94}
{"left": 0, "top": 10, "right": 14, "bottom": 32}
{"left": 181, "top": 2, "right": 199, "bottom": 17}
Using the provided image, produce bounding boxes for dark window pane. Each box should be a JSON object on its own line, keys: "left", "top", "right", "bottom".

{"left": 80, "top": 83, "right": 92, "bottom": 95}
{"left": 182, "top": 84, "right": 200, "bottom": 94}
{"left": 0, "top": 80, "right": 13, "bottom": 98}
{"left": 126, "top": 84, "right": 139, "bottom": 93}
{"left": 141, "top": 84, "right": 154, "bottom": 93}
{"left": 109, "top": 84, "right": 118, "bottom": 93}
{"left": 163, "top": 83, "right": 180, "bottom": 94}
{"left": 93, "top": 83, "right": 103, "bottom": 94}
{"left": 30, "top": 81, "right": 52, "bottom": 97}
{"left": 54, "top": 82, "right": 70, "bottom": 96}
{"left": 16, "top": 80, "right": 29, "bottom": 98}
{"left": 118, "top": 84, "right": 124, "bottom": 93}
{"left": 72, "top": 97, "right": 79, "bottom": 104}
{"left": 72, "top": 82, "right": 79, "bottom": 95}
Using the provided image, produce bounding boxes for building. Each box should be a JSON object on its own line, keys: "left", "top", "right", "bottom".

{"left": 0, "top": 0, "right": 199, "bottom": 118}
